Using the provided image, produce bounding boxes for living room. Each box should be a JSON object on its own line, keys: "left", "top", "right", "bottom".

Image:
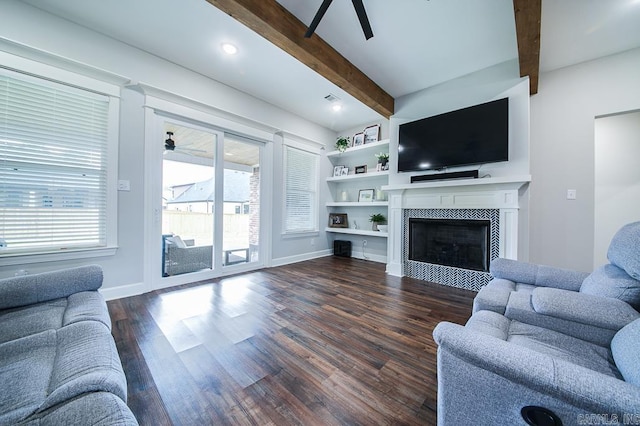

{"left": 1, "top": 0, "right": 640, "bottom": 424}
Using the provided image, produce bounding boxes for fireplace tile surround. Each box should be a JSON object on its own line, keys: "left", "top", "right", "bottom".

{"left": 383, "top": 176, "right": 531, "bottom": 291}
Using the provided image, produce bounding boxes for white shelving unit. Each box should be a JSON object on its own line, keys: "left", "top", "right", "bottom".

{"left": 325, "top": 139, "right": 390, "bottom": 244}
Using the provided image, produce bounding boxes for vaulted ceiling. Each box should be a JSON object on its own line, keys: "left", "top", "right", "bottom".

{"left": 18, "top": 0, "right": 640, "bottom": 131}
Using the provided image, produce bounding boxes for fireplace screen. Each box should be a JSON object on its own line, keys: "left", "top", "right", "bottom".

{"left": 408, "top": 218, "right": 491, "bottom": 272}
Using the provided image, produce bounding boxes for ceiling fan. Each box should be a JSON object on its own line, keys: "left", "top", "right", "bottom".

{"left": 304, "top": 0, "right": 374, "bottom": 40}
{"left": 164, "top": 131, "right": 207, "bottom": 157}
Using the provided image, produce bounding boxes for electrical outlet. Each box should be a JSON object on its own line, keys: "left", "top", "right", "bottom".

{"left": 567, "top": 189, "right": 577, "bottom": 200}
{"left": 363, "top": 240, "right": 367, "bottom": 246}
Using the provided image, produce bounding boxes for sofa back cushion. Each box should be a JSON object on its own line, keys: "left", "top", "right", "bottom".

{"left": 581, "top": 264, "right": 640, "bottom": 310}
{"left": 611, "top": 318, "right": 640, "bottom": 386}
{"left": 608, "top": 221, "right": 640, "bottom": 280}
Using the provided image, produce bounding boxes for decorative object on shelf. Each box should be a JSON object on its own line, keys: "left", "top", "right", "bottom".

{"left": 341, "top": 167, "right": 349, "bottom": 176}
{"left": 339, "top": 190, "right": 349, "bottom": 202}
{"left": 333, "top": 165, "right": 346, "bottom": 177}
{"left": 364, "top": 124, "right": 381, "bottom": 144}
{"left": 377, "top": 225, "right": 388, "bottom": 232}
{"left": 335, "top": 136, "right": 350, "bottom": 152}
{"left": 369, "top": 213, "right": 387, "bottom": 231}
{"left": 329, "top": 213, "right": 348, "bottom": 228}
{"left": 375, "top": 188, "right": 386, "bottom": 201}
{"left": 353, "top": 132, "right": 365, "bottom": 146}
{"left": 358, "top": 189, "right": 375, "bottom": 202}
{"left": 355, "top": 165, "right": 367, "bottom": 174}
{"left": 375, "top": 152, "right": 389, "bottom": 171}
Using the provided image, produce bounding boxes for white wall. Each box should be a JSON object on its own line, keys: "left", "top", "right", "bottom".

{"left": 593, "top": 110, "right": 640, "bottom": 268}
{"left": 0, "top": 1, "right": 336, "bottom": 290}
{"left": 529, "top": 48, "right": 640, "bottom": 272}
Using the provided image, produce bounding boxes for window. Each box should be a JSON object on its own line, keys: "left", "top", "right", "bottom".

{"left": 0, "top": 67, "right": 118, "bottom": 258}
{"left": 283, "top": 145, "right": 318, "bottom": 234}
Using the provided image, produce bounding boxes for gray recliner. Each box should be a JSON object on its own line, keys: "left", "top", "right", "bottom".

{"left": 433, "top": 221, "right": 640, "bottom": 425}
{"left": 473, "top": 221, "right": 640, "bottom": 344}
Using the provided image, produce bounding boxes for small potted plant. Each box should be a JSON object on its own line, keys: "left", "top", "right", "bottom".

{"left": 369, "top": 213, "right": 386, "bottom": 231}
{"left": 335, "top": 136, "right": 350, "bottom": 153}
{"left": 375, "top": 152, "right": 389, "bottom": 170}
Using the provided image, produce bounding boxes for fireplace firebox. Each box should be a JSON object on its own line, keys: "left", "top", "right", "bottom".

{"left": 408, "top": 218, "right": 491, "bottom": 272}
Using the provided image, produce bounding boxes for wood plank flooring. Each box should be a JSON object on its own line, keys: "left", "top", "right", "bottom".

{"left": 108, "top": 256, "right": 475, "bottom": 425}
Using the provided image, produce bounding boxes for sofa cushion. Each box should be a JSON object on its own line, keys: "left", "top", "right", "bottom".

{"left": 22, "top": 392, "right": 138, "bottom": 425}
{"left": 607, "top": 221, "right": 640, "bottom": 280}
{"left": 611, "top": 318, "right": 640, "bottom": 387}
{"left": 489, "top": 258, "right": 588, "bottom": 291}
{"left": 0, "top": 292, "right": 111, "bottom": 344}
{"left": 466, "top": 310, "right": 621, "bottom": 379}
{"left": 0, "top": 330, "right": 56, "bottom": 425}
{"left": 0, "top": 321, "right": 128, "bottom": 424}
{"left": 581, "top": 264, "right": 640, "bottom": 310}
{"left": 0, "top": 265, "right": 103, "bottom": 310}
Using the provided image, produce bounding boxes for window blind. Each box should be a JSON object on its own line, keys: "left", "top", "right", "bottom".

{"left": 284, "top": 145, "right": 318, "bottom": 233}
{"left": 0, "top": 70, "right": 110, "bottom": 254}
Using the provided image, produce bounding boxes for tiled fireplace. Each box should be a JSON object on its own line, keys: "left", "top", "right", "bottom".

{"left": 383, "top": 176, "right": 531, "bottom": 291}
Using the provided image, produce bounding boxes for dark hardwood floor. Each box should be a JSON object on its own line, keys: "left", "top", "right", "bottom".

{"left": 108, "top": 257, "right": 475, "bottom": 426}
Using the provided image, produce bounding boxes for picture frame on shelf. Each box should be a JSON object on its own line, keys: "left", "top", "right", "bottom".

{"left": 353, "top": 132, "right": 365, "bottom": 146}
{"left": 358, "top": 189, "right": 375, "bottom": 202}
{"left": 354, "top": 165, "right": 367, "bottom": 174}
{"left": 333, "top": 165, "right": 346, "bottom": 177}
{"left": 328, "top": 213, "right": 348, "bottom": 228}
{"left": 363, "top": 124, "right": 380, "bottom": 144}
{"left": 340, "top": 167, "right": 349, "bottom": 176}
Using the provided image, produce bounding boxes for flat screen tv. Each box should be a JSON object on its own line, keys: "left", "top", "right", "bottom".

{"left": 398, "top": 98, "right": 509, "bottom": 173}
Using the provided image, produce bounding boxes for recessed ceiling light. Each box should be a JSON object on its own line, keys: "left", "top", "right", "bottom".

{"left": 221, "top": 43, "right": 238, "bottom": 55}
{"left": 332, "top": 103, "right": 343, "bottom": 112}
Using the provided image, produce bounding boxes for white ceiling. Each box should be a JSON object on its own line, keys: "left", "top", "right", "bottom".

{"left": 19, "top": 0, "right": 640, "bottom": 132}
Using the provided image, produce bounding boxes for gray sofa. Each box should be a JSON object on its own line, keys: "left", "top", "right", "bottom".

{"left": 0, "top": 265, "right": 138, "bottom": 425}
{"left": 434, "top": 221, "right": 640, "bottom": 425}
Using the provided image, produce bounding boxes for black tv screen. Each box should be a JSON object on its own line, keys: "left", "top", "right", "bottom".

{"left": 398, "top": 98, "right": 509, "bottom": 172}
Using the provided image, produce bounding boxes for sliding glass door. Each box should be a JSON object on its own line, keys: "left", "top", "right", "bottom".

{"left": 158, "top": 119, "right": 263, "bottom": 279}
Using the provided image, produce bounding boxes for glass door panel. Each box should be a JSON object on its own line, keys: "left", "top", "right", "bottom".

{"left": 222, "top": 136, "right": 261, "bottom": 266}
{"left": 161, "top": 123, "right": 216, "bottom": 276}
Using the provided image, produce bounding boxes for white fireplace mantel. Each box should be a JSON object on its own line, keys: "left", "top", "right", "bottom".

{"left": 382, "top": 175, "right": 531, "bottom": 277}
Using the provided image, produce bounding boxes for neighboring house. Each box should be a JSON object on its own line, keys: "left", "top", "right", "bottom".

{"left": 165, "top": 170, "right": 251, "bottom": 214}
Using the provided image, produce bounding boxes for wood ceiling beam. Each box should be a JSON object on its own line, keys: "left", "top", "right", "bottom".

{"left": 205, "top": 0, "right": 395, "bottom": 119}
{"left": 513, "top": 0, "right": 541, "bottom": 95}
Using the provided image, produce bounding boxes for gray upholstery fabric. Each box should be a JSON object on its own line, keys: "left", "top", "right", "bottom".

{"left": 0, "top": 292, "right": 111, "bottom": 344}
{"left": 0, "top": 265, "right": 103, "bottom": 310}
{"left": 22, "top": 392, "right": 138, "bottom": 426}
{"left": 433, "top": 320, "right": 640, "bottom": 423}
{"left": 505, "top": 288, "right": 617, "bottom": 346}
{"left": 0, "top": 322, "right": 127, "bottom": 424}
{"left": 611, "top": 318, "right": 640, "bottom": 387}
{"left": 607, "top": 221, "right": 640, "bottom": 280}
{"left": 490, "top": 258, "right": 589, "bottom": 291}
{"left": 533, "top": 287, "right": 640, "bottom": 331}
{"left": 465, "top": 310, "right": 620, "bottom": 378}
{"left": 472, "top": 278, "right": 514, "bottom": 314}
{"left": 0, "top": 331, "right": 56, "bottom": 425}
{"left": 581, "top": 264, "right": 640, "bottom": 310}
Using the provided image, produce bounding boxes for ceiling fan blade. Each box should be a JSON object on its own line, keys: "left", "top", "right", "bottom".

{"left": 304, "top": 0, "right": 334, "bottom": 38}
{"left": 351, "top": 0, "right": 374, "bottom": 40}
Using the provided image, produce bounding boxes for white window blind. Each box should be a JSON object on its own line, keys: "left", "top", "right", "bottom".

{"left": 284, "top": 145, "right": 318, "bottom": 233}
{"left": 0, "top": 70, "right": 110, "bottom": 255}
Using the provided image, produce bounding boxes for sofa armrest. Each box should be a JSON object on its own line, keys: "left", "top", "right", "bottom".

{"left": 0, "top": 265, "right": 103, "bottom": 310}
{"left": 433, "top": 321, "right": 640, "bottom": 414}
{"left": 490, "top": 258, "right": 589, "bottom": 291}
{"left": 532, "top": 287, "right": 640, "bottom": 331}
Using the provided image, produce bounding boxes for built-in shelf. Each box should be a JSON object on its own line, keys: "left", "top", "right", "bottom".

{"left": 382, "top": 175, "right": 532, "bottom": 191}
{"left": 325, "top": 227, "right": 388, "bottom": 238}
{"left": 326, "top": 139, "right": 389, "bottom": 159}
{"left": 326, "top": 201, "right": 389, "bottom": 207}
{"left": 327, "top": 171, "right": 389, "bottom": 182}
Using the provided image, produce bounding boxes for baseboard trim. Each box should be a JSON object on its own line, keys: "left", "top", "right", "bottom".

{"left": 349, "top": 250, "right": 387, "bottom": 264}
{"left": 271, "top": 249, "right": 332, "bottom": 267}
{"left": 100, "top": 281, "right": 146, "bottom": 301}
